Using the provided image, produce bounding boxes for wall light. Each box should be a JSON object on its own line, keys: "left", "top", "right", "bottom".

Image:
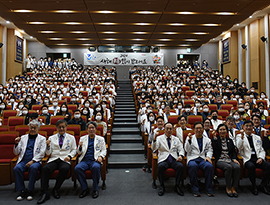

{"left": 261, "top": 36, "right": 267, "bottom": 42}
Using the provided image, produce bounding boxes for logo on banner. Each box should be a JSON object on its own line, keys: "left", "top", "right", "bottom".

{"left": 87, "top": 54, "right": 96, "bottom": 61}
{"left": 113, "top": 57, "right": 121, "bottom": 64}
{"left": 153, "top": 55, "right": 161, "bottom": 64}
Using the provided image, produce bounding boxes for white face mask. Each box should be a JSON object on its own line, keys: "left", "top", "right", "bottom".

{"left": 261, "top": 95, "right": 266, "bottom": 98}
{"left": 10, "top": 99, "right": 15, "bottom": 103}
{"left": 96, "top": 107, "right": 101, "bottom": 111}
{"left": 149, "top": 116, "right": 155, "bottom": 122}
{"left": 42, "top": 109, "right": 48, "bottom": 114}
{"left": 85, "top": 103, "right": 90, "bottom": 107}
{"left": 102, "top": 104, "right": 106, "bottom": 109}
{"left": 44, "top": 100, "right": 49, "bottom": 103}
{"left": 178, "top": 105, "right": 182, "bottom": 109}
{"left": 203, "top": 108, "right": 209, "bottom": 112}
{"left": 96, "top": 115, "right": 102, "bottom": 121}
{"left": 22, "top": 110, "right": 28, "bottom": 115}
{"left": 238, "top": 108, "right": 244, "bottom": 112}
{"left": 186, "top": 108, "right": 191, "bottom": 112}
{"left": 234, "top": 115, "right": 240, "bottom": 120}
{"left": 83, "top": 110, "right": 88, "bottom": 115}
{"left": 18, "top": 104, "right": 24, "bottom": 109}
{"left": 161, "top": 105, "right": 165, "bottom": 109}
{"left": 0, "top": 105, "right": 5, "bottom": 109}
{"left": 53, "top": 102, "right": 58, "bottom": 106}
{"left": 89, "top": 99, "right": 93, "bottom": 102}
{"left": 74, "top": 114, "right": 81, "bottom": 119}
{"left": 61, "top": 107, "right": 67, "bottom": 112}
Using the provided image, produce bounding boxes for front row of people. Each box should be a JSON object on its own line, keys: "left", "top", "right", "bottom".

{"left": 152, "top": 120, "right": 270, "bottom": 197}
{"left": 13, "top": 119, "right": 106, "bottom": 203}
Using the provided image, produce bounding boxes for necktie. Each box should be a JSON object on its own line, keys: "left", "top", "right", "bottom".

{"left": 229, "top": 129, "right": 234, "bottom": 137}
{"left": 59, "top": 135, "right": 64, "bottom": 148}
{"left": 167, "top": 137, "right": 173, "bottom": 163}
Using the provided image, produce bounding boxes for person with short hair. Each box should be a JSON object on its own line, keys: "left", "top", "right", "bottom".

{"left": 226, "top": 116, "right": 238, "bottom": 145}
{"left": 236, "top": 120, "right": 270, "bottom": 195}
{"left": 176, "top": 115, "right": 192, "bottom": 144}
{"left": 13, "top": 120, "right": 46, "bottom": 201}
{"left": 210, "top": 110, "right": 222, "bottom": 130}
{"left": 37, "top": 120, "right": 76, "bottom": 204}
{"left": 184, "top": 121, "right": 214, "bottom": 197}
{"left": 40, "top": 105, "right": 51, "bottom": 125}
{"left": 75, "top": 121, "right": 107, "bottom": 198}
{"left": 152, "top": 122, "right": 185, "bottom": 196}
{"left": 68, "top": 109, "right": 86, "bottom": 131}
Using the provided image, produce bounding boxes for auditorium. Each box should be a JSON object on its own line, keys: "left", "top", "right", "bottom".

{"left": 0, "top": 1, "right": 270, "bottom": 204}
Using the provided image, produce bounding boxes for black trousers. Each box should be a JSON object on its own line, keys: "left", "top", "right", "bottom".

{"left": 245, "top": 159, "right": 270, "bottom": 187}
{"left": 41, "top": 158, "right": 71, "bottom": 194}
{"left": 157, "top": 157, "right": 184, "bottom": 186}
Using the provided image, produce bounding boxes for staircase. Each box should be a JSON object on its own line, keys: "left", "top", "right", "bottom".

{"left": 108, "top": 79, "right": 146, "bottom": 168}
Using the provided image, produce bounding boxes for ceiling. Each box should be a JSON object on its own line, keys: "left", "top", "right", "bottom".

{"left": 0, "top": 0, "right": 269, "bottom": 48}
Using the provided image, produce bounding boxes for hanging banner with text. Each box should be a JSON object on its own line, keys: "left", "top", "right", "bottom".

{"left": 84, "top": 53, "right": 164, "bottom": 66}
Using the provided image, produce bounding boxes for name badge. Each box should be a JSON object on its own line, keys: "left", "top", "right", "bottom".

{"left": 251, "top": 151, "right": 256, "bottom": 155}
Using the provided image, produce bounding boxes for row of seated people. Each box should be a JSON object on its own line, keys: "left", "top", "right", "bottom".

{"left": 0, "top": 120, "right": 107, "bottom": 203}
{"left": 148, "top": 115, "right": 270, "bottom": 197}
{"left": 130, "top": 64, "right": 270, "bottom": 197}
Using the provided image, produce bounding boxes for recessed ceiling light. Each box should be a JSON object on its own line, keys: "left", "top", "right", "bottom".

{"left": 71, "top": 31, "right": 86, "bottom": 34}
{"left": 203, "top": 23, "right": 219, "bottom": 26}
{"left": 103, "top": 31, "right": 116, "bottom": 34}
{"left": 29, "top": 22, "right": 45, "bottom": 25}
{"left": 100, "top": 22, "right": 115, "bottom": 25}
{"left": 185, "top": 39, "right": 198, "bottom": 41}
{"left": 41, "top": 31, "right": 56, "bottom": 33}
{"left": 133, "top": 38, "right": 144, "bottom": 41}
{"left": 133, "top": 32, "right": 147, "bottom": 34}
{"left": 178, "top": 11, "right": 194, "bottom": 15}
{"left": 65, "top": 22, "right": 81, "bottom": 25}
{"left": 98, "top": 11, "right": 114, "bottom": 14}
{"left": 160, "top": 39, "right": 171, "bottom": 41}
{"left": 179, "top": 44, "right": 189, "bottom": 46}
{"left": 249, "top": 15, "right": 253, "bottom": 18}
{"left": 55, "top": 10, "right": 74, "bottom": 13}
{"left": 57, "top": 44, "right": 68, "bottom": 45}
{"left": 6, "top": 21, "right": 10, "bottom": 24}
{"left": 14, "top": 10, "right": 33, "bottom": 13}
{"left": 170, "top": 23, "right": 184, "bottom": 26}
{"left": 21, "top": 30, "right": 25, "bottom": 33}
{"left": 77, "top": 38, "right": 90, "bottom": 40}
{"left": 30, "top": 36, "right": 33, "bottom": 38}
{"left": 193, "top": 32, "right": 207, "bottom": 35}
{"left": 105, "top": 38, "right": 117, "bottom": 40}
{"left": 50, "top": 38, "right": 62, "bottom": 40}
{"left": 136, "top": 23, "right": 151, "bottom": 26}
{"left": 216, "top": 12, "right": 235, "bottom": 15}
{"left": 138, "top": 11, "right": 155, "bottom": 14}
{"left": 163, "top": 32, "right": 177, "bottom": 35}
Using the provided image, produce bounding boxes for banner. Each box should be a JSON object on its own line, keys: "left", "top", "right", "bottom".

{"left": 222, "top": 38, "right": 230, "bottom": 64}
{"left": 15, "top": 36, "right": 23, "bottom": 63}
{"left": 84, "top": 53, "right": 164, "bottom": 66}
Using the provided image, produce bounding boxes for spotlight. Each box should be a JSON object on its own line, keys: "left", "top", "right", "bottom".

{"left": 261, "top": 36, "right": 267, "bottom": 42}
{"left": 241, "top": 44, "right": 247, "bottom": 49}
{"left": 0, "top": 43, "right": 3, "bottom": 48}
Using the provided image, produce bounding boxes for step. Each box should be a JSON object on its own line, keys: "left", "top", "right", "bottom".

{"left": 112, "top": 127, "right": 140, "bottom": 134}
{"left": 108, "top": 154, "right": 146, "bottom": 168}
{"left": 111, "top": 134, "right": 142, "bottom": 143}
{"left": 116, "top": 97, "right": 134, "bottom": 100}
{"left": 116, "top": 101, "right": 134, "bottom": 105}
{"left": 113, "top": 121, "right": 138, "bottom": 127}
{"left": 115, "top": 104, "right": 135, "bottom": 108}
{"left": 113, "top": 117, "right": 137, "bottom": 122}
{"left": 114, "top": 107, "right": 136, "bottom": 111}
{"left": 114, "top": 113, "right": 137, "bottom": 118}
{"left": 114, "top": 110, "right": 136, "bottom": 114}
{"left": 116, "top": 99, "right": 134, "bottom": 102}
{"left": 110, "top": 143, "right": 144, "bottom": 154}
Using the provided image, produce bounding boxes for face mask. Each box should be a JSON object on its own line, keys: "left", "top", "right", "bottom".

{"left": 96, "top": 116, "right": 102, "bottom": 121}
{"left": 181, "top": 96, "right": 185, "bottom": 99}
{"left": 57, "top": 91, "right": 61, "bottom": 94}
{"left": 3, "top": 91, "right": 7, "bottom": 94}
{"left": 161, "top": 105, "right": 165, "bottom": 109}
{"left": 52, "top": 95, "right": 56, "bottom": 99}
{"left": 261, "top": 95, "right": 265, "bottom": 98}
{"left": 149, "top": 116, "right": 155, "bottom": 122}
{"left": 250, "top": 95, "right": 254, "bottom": 98}
{"left": 159, "top": 98, "right": 163, "bottom": 101}
{"left": 212, "top": 116, "right": 218, "bottom": 120}
{"left": 200, "top": 98, "right": 205, "bottom": 101}
{"left": 18, "top": 104, "right": 24, "bottom": 109}
{"left": 30, "top": 90, "right": 34, "bottom": 93}
{"left": 102, "top": 104, "right": 106, "bottom": 109}
{"left": 195, "top": 103, "right": 200, "bottom": 107}
{"left": 71, "top": 98, "right": 76, "bottom": 102}
{"left": 238, "top": 108, "right": 244, "bottom": 112}
{"left": 234, "top": 115, "right": 240, "bottom": 120}
{"left": 61, "top": 107, "right": 67, "bottom": 112}
{"left": 22, "top": 95, "right": 27, "bottom": 98}
{"left": 74, "top": 114, "right": 81, "bottom": 119}
{"left": 178, "top": 105, "right": 182, "bottom": 109}
{"left": 53, "top": 102, "right": 58, "bottom": 106}
{"left": 235, "top": 95, "right": 240, "bottom": 98}
{"left": 145, "top": 103, "right": 150, "bottom": 107}
{"left": 186, "top": 108, "right": 191, "bottom": 112}
{"left": 42, "top": 109, "right": 48, "bottom": 114}
{"left": 22, "top": 110, "right": 28, "bottom": 115}
{"left": 260, "top": 109, "right": 264, "bottom": 113}
{"left": 0, "top": 105, "right": 5, "bottom": 109}
{"left": 203, "top": 108, "right": 209, "bottom": 112}
{"left": 27, "top": 98, "right": 31, "bottom": 103}
{"left": 174, "top": 101, "right": 178, "bottom": 104}
{"left": 96, "top": 107, "right": 101, "bottom": 111}
{"left": 10, "top": 99, "right": 15, "bottom": 103}
{"left": 217, "top": 100, "right": 221, "bottom": 103}
{"left": 44, "top": 99, "right": 49, "bottom": 103}
{"left": 83, "top": 110, "right": 88, "bottom": 115}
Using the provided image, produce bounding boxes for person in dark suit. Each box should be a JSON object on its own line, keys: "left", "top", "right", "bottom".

{"left": 212, "top": 124, "right": 240, "bottom": 197}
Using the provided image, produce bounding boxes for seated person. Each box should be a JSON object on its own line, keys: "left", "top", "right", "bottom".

{"left": 162, "top": 105, "right": 176, "bottom": 123}
{"left": 149, "top": 116, "right": 165, "bottom": 143}
{"left": 75, "top": 121, "right": 106, "bottom": 199}
{"left": 152, "top": 122, "right": 185, "bottom": 196}
{"left": 251, "top": 114, "right": 266, "bottom": 137}
{"left": 184, "top": 121, "right": 214, "bottom": 197}
{"left": 94, "top": 111, "right": 107, "bottom": 137}
{"left": 175, "top": 115, "right": 192, "bottom": 144}
{"left": 210, "top": 110, "right": 223, "bottom": 130}
{"left": 68, "top": 94, "right": 80, "bottom": 107}
{"left": 68, "top": 109, "right": 86, "bottom": 131}
{"left": 199, "top": 104, "right": 210, "bottom": 121}
{"left": 213, "top": 95, "right": 223, "bottom": 110}
{"left": 40, "top": 105, "right": 51, "bottom": 125}
{"left": 212, "top": 124, "right": 240, "bottom": 197}
{"left": 20, "top": 106, "right": 30, "bottom": 125}
{"left": 56, "top": 103, "right": 72, "bottom": 122}
{"left": 203, "top": 118, "right": 213, "bottom": 138}
{"left": 13, "top": 120, "right": 46, "bottom": 201}
{"left": 226, "top": 116, "right": 238, "bottom": 145}
{"left": 182, "top": 104, "right": 195, "bottom": 118}
{"left": 141, "top": 111, "right": 156, "bottom": 134}
{"left": 37, "top": 120, "right": 77, "bottom": 204}
{"left": 237, "top": 103, "right": 249, "bottom": 121}
{"left": 236, "top": 120, "right": 270, "bottom": 195}
{"left": 232, "top": 110, "right": 244, "bottom": 130}
{"left": 48, "top": 98, "right": 60, "bottom": 116}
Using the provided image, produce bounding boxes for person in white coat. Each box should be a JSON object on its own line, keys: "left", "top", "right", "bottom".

{"left": 152, "top": 122, "right": 185, "bottom": 196}
{"left": 226, "top": 116, "right": 238, "bottom": 145}
{"left": 37, "top": 120, "right": 76, "bottom": 204}
{"left": 184, "top": 121, "right": 214, "bottom": 197}
{"left": 13, "top": 120, "right": 46, "bottom": 201}
{"left": 236, "top": 120, "right": 270, "bottom": 195}
{"left": 175, "top": 115, "right": 192, "bottom": 144}
{"left": 74, "top": 121, "right": 107, "bottom": 199}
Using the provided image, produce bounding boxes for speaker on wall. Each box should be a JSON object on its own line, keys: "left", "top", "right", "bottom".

{"left": 88, "top": 46, "right": 96, "bottom": 51}
{"left": 0, "top": 43, "right": 3, "bottom": 48}
{"left": 241, "top": 44, "right": 247, "bottom": 49}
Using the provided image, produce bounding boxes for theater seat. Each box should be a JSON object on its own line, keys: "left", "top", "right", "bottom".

{"left": 3, "top": 110, "right": 17, "bottom": 126}
{"left": 8, "top": 116, "right": 25, "bottom": 131}
{"left": 40, "top": 125, "right": 57, "bottom": 137}
{"left": 168, "top": 115, "right": 179, "bottom": 126}
{"left": 0, "top": 131, "right": 19, "bottom": 185}
{"left": 50, "top": 116, "right": 65, "bottom": 125}
{"left": 187, "top": 115, "right": 203, "bottom": 128}
{"left": 15, "top": 125, "right": 29, "bottom": 136}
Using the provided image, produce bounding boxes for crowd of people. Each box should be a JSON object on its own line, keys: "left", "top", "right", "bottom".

{"left": 131, "top": 61, "right": 270, "bottom": 197}
{"left": 1, "top": 54, "right": 117, "bottom": 202}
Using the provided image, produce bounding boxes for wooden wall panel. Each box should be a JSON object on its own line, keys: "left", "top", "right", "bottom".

{"left": 241, "top": 27, "right": 246, "bottom": 82}
{"left": 0, "top": 25, "right": 3, "bottom": 84}
{"left": 259, "top": 18, "right": 266, "bottom": 93}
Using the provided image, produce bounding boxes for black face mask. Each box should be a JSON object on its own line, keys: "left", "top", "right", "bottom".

{"left": 212, "top": 116, "right": 218, "bottom": 120}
